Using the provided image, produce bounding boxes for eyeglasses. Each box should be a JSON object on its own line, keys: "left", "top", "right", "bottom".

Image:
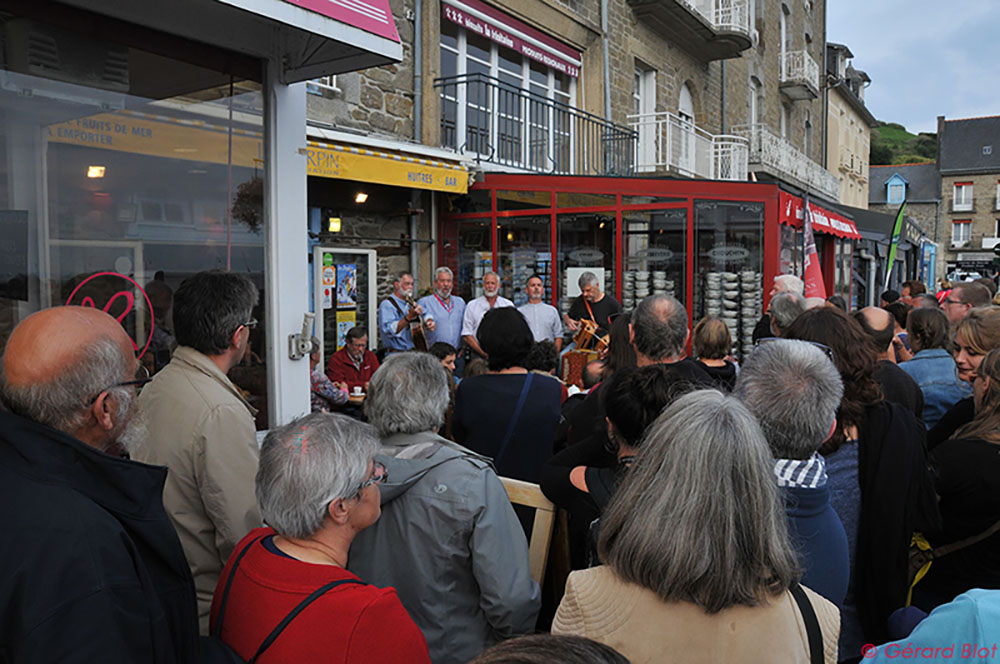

{"left": 354, "top": 461, "right": 388, "bottom": 495}
{"left": 243, "top": 318, "right": 259, "bottom": 330}
{"left": 87, "top": 364, "right": 152, "bottom": 405}
{"left": 943, "top": 298, "right": 967, "bottom": 307}
{"left": 754, "top": 337, "right": 836, "bottom": 362}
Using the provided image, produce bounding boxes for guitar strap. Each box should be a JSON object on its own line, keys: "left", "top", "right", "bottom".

{"left": 583, "top": 298, "right": 597, "bottom": 323}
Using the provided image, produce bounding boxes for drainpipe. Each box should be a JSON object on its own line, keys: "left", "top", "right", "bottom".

{"left": 410, "top": 0, "right": 423, "bottom": 283}
{"left": 720, "top": 61, "right": 726, "bottom": 134}
{"left": 859, "top": 248, "right": 877, "bottom": 307}
{"left": 601, "top": 0, "right": 611, "bottom": 121}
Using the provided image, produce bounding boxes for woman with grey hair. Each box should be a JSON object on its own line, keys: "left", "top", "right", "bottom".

{"left": 553, "top": 390, "right": 840, "bottom": 663}
{"left": 209, "top": 412, "right": 430, "bottom": 663}
{"left": 351, "top": 352, "right": 540, "bottom": 664}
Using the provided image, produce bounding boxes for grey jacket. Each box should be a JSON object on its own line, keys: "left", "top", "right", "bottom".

{"left": 348, "top": 431, "right": 540, "bottom": 664}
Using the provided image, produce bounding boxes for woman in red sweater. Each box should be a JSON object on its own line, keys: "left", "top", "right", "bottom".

{"left": 209, "top": 412, "right": 430, "bottom": 663}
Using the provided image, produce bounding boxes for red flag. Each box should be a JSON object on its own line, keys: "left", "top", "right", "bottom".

{"left": 802, "top": 196, "right": 827, "bottom": 299}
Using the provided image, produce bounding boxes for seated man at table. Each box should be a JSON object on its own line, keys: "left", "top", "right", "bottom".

{"left": 563, "top": 272, "right": 620, "bottom": 337}
{"left": 327, "top": 326, "right": 380, "bottom": 393}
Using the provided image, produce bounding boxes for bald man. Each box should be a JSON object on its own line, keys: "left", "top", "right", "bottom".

{"left": 0, "top": 307, "right": 199, "bottom": 662}
{"left": 854, "top": 306, "right": 924, "bottom": 422}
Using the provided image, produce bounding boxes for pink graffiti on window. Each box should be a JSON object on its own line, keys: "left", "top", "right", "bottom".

{"left": 65, "top": 271, "right": 155, "bottom": 359}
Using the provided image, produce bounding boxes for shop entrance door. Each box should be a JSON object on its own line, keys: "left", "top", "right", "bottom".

{"left": 313, "top": 247, "right": 377, "bottom": 370}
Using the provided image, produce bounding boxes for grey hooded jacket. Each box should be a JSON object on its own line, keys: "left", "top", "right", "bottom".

{"left": 348, "top": 430, "right": 540, "bottom": 664}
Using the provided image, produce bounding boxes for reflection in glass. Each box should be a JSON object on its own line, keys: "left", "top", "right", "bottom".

{"left": 0, "top": 13, "right": 267, "bottom": 424}
{"left": 623, "top": 208, "right": 686, "bottom": 311}
{"left": 450, "top": 219, "right": 493, "bottom": 302}
{"left": 498, "top": 216, "right": 551, "bottom": 306}
{"left": 557, "top": 212, "right": 615, "bottom": 316}
{"left": 693, "top": 200, "right": 764, "bottom": 360}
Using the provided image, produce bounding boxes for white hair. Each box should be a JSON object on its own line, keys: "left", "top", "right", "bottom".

{"left": 774, "top": 274, "right": 804, "bottom": 296}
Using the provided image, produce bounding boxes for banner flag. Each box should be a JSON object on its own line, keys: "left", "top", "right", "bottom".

{"left": 802, "top": 194, "right": 827, "bottom": 299}
{"left": 884, "top": 200, "right": 907, "bottom": 291}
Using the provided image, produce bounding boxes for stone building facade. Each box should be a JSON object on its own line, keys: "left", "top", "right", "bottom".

{"left": 825, "top": 43, "right": 876, "bottom": 209}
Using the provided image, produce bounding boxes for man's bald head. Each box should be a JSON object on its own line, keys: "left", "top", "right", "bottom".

{"left": 1, "top": 307, "right": 137, "bottom": 449}
{"left": 853, "top": 306, "right": 895, "bottom": 355}
{"left": 631, "top": 294, "right": 689, "bottom": 363}
{"left": 3, "top": 307, "right": 133, "bottom": 389}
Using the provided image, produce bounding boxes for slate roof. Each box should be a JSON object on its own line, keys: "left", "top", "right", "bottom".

{"left": 939, "top": 116, "right": 1000, "bottom": 175}
{"left": 869, "top": 162, "right": 940, "bottom": 204}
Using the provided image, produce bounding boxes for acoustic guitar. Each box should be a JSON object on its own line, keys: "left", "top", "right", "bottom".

{"left": 404, "top": 293, "right": 429, "bottom": 351}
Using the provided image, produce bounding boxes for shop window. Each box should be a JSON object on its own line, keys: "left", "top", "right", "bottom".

{"left": 779, "top": 224, "right": 803, "bottom": 277}
{"left": 556, "top": 191, "right": 616, "bottom": 208}
{"left": 622, "top": 208, "right": 686, "bottom": 311}
{"left": 0, "top": 12, "right": 268, "bottom": 425}
{"left": 952, "top": 220, "right": 971, "bottom": 245}
{"left": 693, "top": 200, "right": 765, "bottom": 360}
{"left": 953, "top": 183, "right": 973, "bottom": 212}
{"left": 497, "top": 190, "right": 551, "bottom": 211}
{"left": 557, "top": 212, "right": 616, "bottom": 316}
{"left": 450, "top": 219, "right": 493, "bottom": 302}
{"left": 498, "top": 216, "right": 551, "bottom": 305}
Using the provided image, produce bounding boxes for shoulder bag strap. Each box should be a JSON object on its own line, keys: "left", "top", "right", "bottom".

{"left": 494, "top": 372, "right": 534, "bottom": 463}
{"left": 932, "top": 518, "right": 1000, "bottom": 558}
{"left": 789, "top": 583, "right": 823, "bottom": 664}
{"left": 213, "top": 533, "right": 267, "bottom": 637}
{"left": 248, "top": 577, "right": 365, "bottom": 663}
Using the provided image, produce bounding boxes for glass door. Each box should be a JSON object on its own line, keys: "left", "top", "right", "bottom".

{"left": 313, "top": 247, "right": 377, "bottom": 370}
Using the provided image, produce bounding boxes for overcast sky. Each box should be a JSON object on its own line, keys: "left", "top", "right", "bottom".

{"left": 826, "top": 0, "right": 1000, "bottom": 134}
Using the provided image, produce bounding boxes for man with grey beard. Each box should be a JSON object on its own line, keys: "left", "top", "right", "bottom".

{"left": 0, "top": 306, "right": 199, "bottom": 662}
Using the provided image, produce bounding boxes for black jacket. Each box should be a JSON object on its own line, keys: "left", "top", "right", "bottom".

{"left": 0, "top": 412, "right": 200, "bottom": 663}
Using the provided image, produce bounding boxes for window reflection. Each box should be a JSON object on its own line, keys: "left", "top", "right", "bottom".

{"left": 557, "top": 212, "right": 615, "bottom": 315}
{"left": 623, "top": 208, "right": 686, "bottom": 311}
{"left": 498, "top": 216, "right": 550, "bottom": 305}
{"left": 0, "top": 15, "right": 267, "bottom": 424}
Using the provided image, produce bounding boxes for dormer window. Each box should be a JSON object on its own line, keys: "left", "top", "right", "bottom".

{"left": 886, "top": 173, "right": 906, "bottom": 204}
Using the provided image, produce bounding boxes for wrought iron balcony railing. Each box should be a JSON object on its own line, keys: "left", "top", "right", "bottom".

{"left": 435, "top": 73, "right": 636, "bottom": 176}
{"left": 628, "top": 111, "right": 748, "bottom": 180}
{"left": 780, "top": 50, "right": 820, "bottom": 99}
{"left": 733, "top": 123, "right": 840, "bottom": 200}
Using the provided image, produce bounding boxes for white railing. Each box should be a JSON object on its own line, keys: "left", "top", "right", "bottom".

{"left": 733, "top": 123, "right": 840, "bottom": 199}
{"left": 781, "top": 50, "right": 819, "bottom": 92}
{"left": 628, "top": 111, "right": 748, "bottom": 181}
{"left": 681, "top": 0, "right": 751, "bottom": 35}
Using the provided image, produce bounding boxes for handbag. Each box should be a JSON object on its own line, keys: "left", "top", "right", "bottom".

{"left": 202, "top": 534, "right": 364, "bottom": 663}
{"left": 907, "top": 519, "right": 1000, "bottom": 606}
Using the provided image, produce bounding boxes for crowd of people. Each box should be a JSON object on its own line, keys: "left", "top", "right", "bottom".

{"left": 2, "top": 265, "right": 999, "bottom": 664}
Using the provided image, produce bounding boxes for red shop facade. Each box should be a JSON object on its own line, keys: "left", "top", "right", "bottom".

{"left": 440, "top": 174, "right": 861, "bottom": 357}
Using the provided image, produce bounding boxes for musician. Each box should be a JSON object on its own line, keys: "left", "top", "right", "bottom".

{"left": 418, "top": 267, "right": 466, "bottom": 349}
{"left": 563, "top": 271, "right": 620, "bottom": 337}
{"left": 518, "top": 274, "right": 563, "bottom": 352}
{"left": 378, "top": 271, "right": 435, "bottom": 353}
{"left": 461, "top": 271, "right": 513, "bottom": 359}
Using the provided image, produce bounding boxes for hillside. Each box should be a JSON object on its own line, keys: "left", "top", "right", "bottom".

{"left": 870, "top": 122, "right": 937, "bottom": 165}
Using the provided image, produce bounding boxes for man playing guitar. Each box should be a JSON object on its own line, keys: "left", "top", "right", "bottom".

{"left": 563, "top": 271, "right": 621, "bottom": 337}
{"left": 378, "top": 271, "right": 435, "bottom": 353}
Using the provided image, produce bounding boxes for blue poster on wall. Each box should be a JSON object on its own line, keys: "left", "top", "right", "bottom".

{"left": 336, "top": 263, "right": 357, "bottom": 308}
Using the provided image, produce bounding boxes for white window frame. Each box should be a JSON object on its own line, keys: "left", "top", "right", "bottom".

{"left": 887, "top": 182, "right": 904, "bottom": 204}
{"left": 440, "top": 23, "right": 578, "bottom": 170}
{"left": 995, "top": 181, "right": 1000, "bottom": 210}
{"left": 952, "top": 220, "right": 971, "bottom": 245}
{"left": 954, "top": 183, "right": 973, "bottom": 212}
{"left": 634, "top": 65, "right": 656, "bottom": 172}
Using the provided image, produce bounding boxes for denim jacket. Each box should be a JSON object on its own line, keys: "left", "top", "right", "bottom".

{"left": 899, "top": 349, "right": 973, "bottom": 429}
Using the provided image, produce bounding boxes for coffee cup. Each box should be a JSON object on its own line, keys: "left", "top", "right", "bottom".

{"left": 352, "top": 386, "right": 362, "bottom": 395}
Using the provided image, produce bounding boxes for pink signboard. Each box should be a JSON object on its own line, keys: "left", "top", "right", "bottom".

{"left": 443, "top": 0, "right": 581, "bottom": 77}
{"left": 281, "top": 0, "right": 400, "bottom": 42}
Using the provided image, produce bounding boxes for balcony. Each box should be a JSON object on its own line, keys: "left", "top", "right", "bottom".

{"left": 628, "top": 111, "right": 748, "bottom": 180}
{"left": 435, "top": 73, "right": 636, "bottom": 176}
{"left": 733, "top": 123, "right": 840, "bottom": 200}
{"left": 626, "top": 0, "right": 753, "bottom": 61}
{"left": 780, "top": 50, "right": 820, "bottom": 100}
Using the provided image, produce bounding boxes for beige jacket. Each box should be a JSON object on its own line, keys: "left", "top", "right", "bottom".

{"left": 553, "top": 566, "right": 840, "bottom": 664}
{"left": 135, "top": 346, "right": 261, "bottom": 633}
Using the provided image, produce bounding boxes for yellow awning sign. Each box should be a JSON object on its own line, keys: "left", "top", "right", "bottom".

{"left": 47, "top": 110, "right": 263, "bottom": 169}
{"left": 305, "top": 141, "right": 468, "bottom": 194}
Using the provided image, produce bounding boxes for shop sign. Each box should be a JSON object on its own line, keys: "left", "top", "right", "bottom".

{"left": 568, "top": 248, "right": 604, "bottom": 263}
{"left": 707, "top": 246, "right": 750, "bottom": 261}
{"left": 278, "top": 0, "right": 400, "bottom": 42}
{"left": 47, "top": 111, "right": 262, "bottom": 168}
{"left": 779, "top": 192, "right": 861, "bottom": 240}
{"left": 442, "top": 0, "right": 582, "bottom": 77}
{"left": 306, "top": 143, "right": 467, "bottom": 194}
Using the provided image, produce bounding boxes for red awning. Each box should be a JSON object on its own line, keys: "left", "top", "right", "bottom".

{"left": 779, "top": 191, "right": 861, "bottom": 240}
{"left": 282, "top": 0, "right": 401, "bottom": 42}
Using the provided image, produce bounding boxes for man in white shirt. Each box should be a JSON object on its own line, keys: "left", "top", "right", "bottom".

{"left": 518, "top": 274, "right": 563, "bottom": 351}
{"left": 461, "top": 271, "right": 514, "bottom": 359}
